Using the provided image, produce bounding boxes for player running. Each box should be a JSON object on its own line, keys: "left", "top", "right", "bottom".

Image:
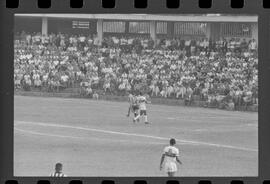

{"left": 133, "top": 92, "right": 151, "bottom": 124}
{"left": 126, "top": 93, "right": 140, "bottom": 121}
{"left": 160, "top": 138, "right": 182, "bottom": 177}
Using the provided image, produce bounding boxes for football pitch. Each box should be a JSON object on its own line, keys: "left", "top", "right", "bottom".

{"left": 14, "top": 95, "right": 258, "bottom": 177}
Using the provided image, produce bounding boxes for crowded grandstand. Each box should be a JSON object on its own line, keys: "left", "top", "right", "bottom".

{"left": 14, "top": 14, "right": 258, "bottom": 111}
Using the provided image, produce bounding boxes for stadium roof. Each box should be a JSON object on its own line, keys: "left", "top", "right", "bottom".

{"left": 15, "top": 14, "right": 258, "bottom": 23}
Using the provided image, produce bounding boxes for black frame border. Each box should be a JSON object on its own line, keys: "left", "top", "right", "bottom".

{"left": 1, "top": 0, "right": 270, "bottom": 183}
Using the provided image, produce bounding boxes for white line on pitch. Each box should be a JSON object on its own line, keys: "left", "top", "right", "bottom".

{"left": 14, "top": 128, "right": 173, "bottom": 145}
{"left": 14, "top": 120, "right": 258, "bottom": 152}
{"left": 15, "top": 128, "right": 85, "bottom": 139}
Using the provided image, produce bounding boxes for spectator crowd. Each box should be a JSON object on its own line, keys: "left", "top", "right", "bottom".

{"left": 14, "top": 31, "right": 258, "bottom": 110}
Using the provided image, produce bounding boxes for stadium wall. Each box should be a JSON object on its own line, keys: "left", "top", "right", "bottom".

{"left": 14, "top": 16, "right": 258, "bottom": 43}
{"left": 14, "top": 16, "right": 41, "bottom": 34}
{"left": 48, "top": 18, "right": 97, "bottom": 36}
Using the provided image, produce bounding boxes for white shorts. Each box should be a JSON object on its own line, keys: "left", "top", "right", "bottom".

{"left": 164, "top": 162, "right": 177, "bottom": 173}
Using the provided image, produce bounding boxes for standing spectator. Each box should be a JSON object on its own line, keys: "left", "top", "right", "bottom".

{"left": 249, "top": 39, "right": 257, "bottom": 52}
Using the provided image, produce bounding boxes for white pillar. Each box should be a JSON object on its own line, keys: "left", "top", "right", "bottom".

{"left": 206, "top": 23, "right": 211, "bottom": 40}
{"left": 251, "top": 23, "right": 258, "bottom": 43}
{"left": 42, "top": 17, "right": 48, "bottom": 36}
{"left": 150, "top": 21, "right": 156, "bottom": 41}
{"left": 97, "top": 19, "right": 103, "bottom": 46}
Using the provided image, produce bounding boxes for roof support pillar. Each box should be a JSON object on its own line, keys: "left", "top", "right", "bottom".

{"left": 97, "top": 19, "right": 103, "bottom": 45}
{"left": 42, "top": 17, "right": 48, "bottom": 36}
{"left": 150, "top": 20, "right": 156, "bottom": 41}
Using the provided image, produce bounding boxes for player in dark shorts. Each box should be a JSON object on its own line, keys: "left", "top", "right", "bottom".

{"left": 132, "top": 102, "right": 140, "bottom": 122}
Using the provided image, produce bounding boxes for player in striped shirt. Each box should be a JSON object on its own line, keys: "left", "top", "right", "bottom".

{"left": 50, "top": 163, "right": 67, "bottom": 177}
{"left": 127, "top": 93, "right": 139, "bottom": 121}
{"left": 127, "top": 93, "right": 135, "bottom": 117}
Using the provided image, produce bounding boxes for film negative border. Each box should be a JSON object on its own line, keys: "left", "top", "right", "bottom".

{"left": 4, "top": 0, "right": 270, "bottom": 9}
{"left": 3, "top": 0, "right": 266, "bottom": 11}
{"left": 3, "top": 178, "right": 270, "bottom": 184}
{"left": 5, "top": 0, "right": 270, "bottom": 9}
{"left": 1, "top": 0, "right": 270, "bottom": 184}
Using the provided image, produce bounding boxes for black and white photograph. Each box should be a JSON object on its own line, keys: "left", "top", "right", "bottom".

{"left": 13, "top": 14, "right": 258, "bottom": 177}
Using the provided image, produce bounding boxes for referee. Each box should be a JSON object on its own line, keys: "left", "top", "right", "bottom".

{"left": 50, "top": 163, "right": 66, "bottom": 177}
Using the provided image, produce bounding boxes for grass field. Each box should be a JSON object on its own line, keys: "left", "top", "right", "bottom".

{"left": 14, "top": 95, "right": 258, "bottom": 177}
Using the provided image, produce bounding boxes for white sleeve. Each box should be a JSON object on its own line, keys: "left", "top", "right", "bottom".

{"left": 163, "top": 147, "right": 168, "bottom": 154}
{"left": 175, "top": 148, "right": 180, "bottom": 157}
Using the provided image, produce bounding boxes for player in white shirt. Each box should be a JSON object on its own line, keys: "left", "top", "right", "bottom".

{"left": 160, "top": 138, "right": 182, "bottom": 177}
{"left": 133, "top": 92, "right": 151, "bottom": 124}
